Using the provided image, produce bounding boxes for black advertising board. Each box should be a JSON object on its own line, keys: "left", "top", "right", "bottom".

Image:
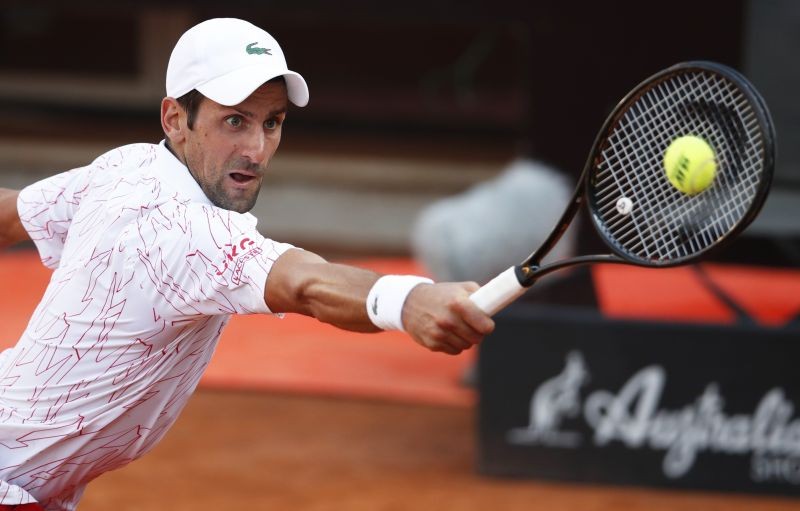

{"left": 477, "top": 305, "right": 800, "bottom": 496}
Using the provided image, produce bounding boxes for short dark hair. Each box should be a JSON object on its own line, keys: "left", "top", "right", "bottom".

{"left": 175, "top": 89, "right": 204, "bottom": 130}
{"left": 175, "top": 76, "right": 287, "bottom": 130}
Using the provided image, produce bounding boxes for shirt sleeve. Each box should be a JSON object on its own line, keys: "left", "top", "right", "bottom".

{"left": 141, "top": 204, "right": 295, "bottom": 317}
{"left": 216, "top": 234, "right": 295, "bottom": 315}
{"left": 16, "top": 163, "right": 98, "bottom": 269}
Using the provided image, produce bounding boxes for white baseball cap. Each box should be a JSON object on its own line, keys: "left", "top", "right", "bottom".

{"left": 166, "top": 18, "right": 309, "bottom": 107}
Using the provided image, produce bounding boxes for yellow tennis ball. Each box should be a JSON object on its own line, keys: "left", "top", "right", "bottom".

{"left": 663, "top": 136, "right": 717, "bottom": 195}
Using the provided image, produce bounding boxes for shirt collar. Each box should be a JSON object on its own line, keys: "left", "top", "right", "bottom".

{"left": 154, "top": 140, "right": 260, "bottom": 227}
{"left": 156, "top": 139, "right": 212, "bottom": 206}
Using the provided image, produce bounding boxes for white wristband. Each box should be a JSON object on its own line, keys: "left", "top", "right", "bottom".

{"left": 366, "top": 275, "right": 433, "bottom": 331}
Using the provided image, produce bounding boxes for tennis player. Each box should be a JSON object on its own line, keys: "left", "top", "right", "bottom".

{"left": 0, "top": 18, "right": 494, "bottom": 510}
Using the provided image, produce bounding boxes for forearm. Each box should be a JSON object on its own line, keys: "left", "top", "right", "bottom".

{"left": 0, "top": 188, "right": 29, "bottom": 249}
{"left": 264, "top": 249, "right": 495, "bottom": 354}
{"left": 297, "top": 262, "right": 382, "bottom": 332}
{"left": 265, "top": 249, "right": 381, "bottom": 332}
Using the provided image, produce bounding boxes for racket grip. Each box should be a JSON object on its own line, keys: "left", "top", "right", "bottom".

{"left": 469, "top": 266, "right": 527, "bottom": 316}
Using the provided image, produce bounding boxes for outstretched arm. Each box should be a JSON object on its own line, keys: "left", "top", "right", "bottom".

{"left": 265, "top": 248, "right": 494, "bottom": 355}
{"left": 0, "top": 188, "right": 29, "bottom": 249}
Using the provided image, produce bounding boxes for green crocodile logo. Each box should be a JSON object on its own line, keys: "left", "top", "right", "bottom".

{"left": 246, "top": 42, "right": 272, "bottom": 55}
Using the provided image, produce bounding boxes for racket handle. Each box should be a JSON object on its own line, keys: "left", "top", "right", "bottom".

{"left": 469, "top": 266, "right": 527, "bottom": 316}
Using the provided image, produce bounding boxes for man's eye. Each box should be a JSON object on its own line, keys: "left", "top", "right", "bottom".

{"left": 265, "top": 119, "right": 278, "bottom": 130}
{"left": 226, "top": 116, "right": 243, "bottom": 128}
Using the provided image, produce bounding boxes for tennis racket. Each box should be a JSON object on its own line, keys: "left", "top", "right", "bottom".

{"left": 469, "top": 61, "right": 775, "bottom": 315}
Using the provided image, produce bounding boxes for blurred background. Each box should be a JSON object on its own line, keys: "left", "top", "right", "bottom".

{"left": 1, "top": 0, "right": 797, "bottom": 260}
{"left": 1, "top": 1, "right": 799, "bottom": 509}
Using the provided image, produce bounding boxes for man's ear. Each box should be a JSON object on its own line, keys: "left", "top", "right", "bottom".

{"left": 161, "top": 97, "right": 185, "bottom": 144}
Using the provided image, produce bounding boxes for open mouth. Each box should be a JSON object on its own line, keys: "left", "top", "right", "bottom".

{"left": 229, "top": 172, "right": 256, "bottom": 184}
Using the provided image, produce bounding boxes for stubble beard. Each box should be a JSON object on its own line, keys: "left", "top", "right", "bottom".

{"left": 201, "top": 173, "right": 262, "bottom": 213}
{"left": 183, "top": 153, "right": 264, "bottom": 213}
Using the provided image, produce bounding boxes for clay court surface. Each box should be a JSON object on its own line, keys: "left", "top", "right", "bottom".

{"left": 2, "top": 250, "right": 800, "bottom": 510}
{"left": 77, "top": 390, "right": 800, "bottom": 511}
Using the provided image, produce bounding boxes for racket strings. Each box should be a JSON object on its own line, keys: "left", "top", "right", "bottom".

{"left": 591, "top": 68, "right": 767, "bottom": 264}
{"left": 623, "top": 75, "right": 742, "bottom": 256}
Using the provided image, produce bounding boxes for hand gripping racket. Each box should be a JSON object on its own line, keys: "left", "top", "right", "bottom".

{"left": 470, "top": 61, "right": 775, "bottom": 315}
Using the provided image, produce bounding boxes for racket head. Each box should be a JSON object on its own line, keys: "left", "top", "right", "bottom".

{"left": 585, "top": 61, "right": 775, "bottom": 268}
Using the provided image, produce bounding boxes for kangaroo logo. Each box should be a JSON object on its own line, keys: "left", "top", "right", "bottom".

{"left": 506, "top": 350, "right": 589, "bottom": 447}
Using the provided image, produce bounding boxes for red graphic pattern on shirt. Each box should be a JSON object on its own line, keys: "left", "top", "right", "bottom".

{"left": 0, "top": 143, "right": 291, "bottom": 510}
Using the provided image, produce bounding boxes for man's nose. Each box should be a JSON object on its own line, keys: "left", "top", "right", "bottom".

{"left": 241, "top": 131, "right": 268, "bottom": 164}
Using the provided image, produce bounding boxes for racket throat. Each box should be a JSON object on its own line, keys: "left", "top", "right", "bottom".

{"left": 517, "top": 265, "right": 540, "bottom": 287}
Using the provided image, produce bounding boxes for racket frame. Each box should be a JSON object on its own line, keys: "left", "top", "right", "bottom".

{"left": 517, "top": 61, "right": 775, "bottom": 287}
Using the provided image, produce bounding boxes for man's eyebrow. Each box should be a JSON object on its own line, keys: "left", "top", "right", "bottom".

{"left": 234, "top": 107, "right": 287, "bottom": 119}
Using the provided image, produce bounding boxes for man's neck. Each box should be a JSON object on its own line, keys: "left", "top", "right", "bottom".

{"left": 164, "top": 139, "right": 181, "bottom": 162}
{"left": 163, "top": 139, "right": 208, "bottom": 202}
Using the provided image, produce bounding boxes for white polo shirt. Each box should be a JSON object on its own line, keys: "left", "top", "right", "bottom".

{"left": 0, "top": 141, "right": 293, "bottom": 510}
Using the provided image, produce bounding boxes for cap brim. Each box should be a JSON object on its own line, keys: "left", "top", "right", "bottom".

{"left": 196, "top": 65, "right": 309, "bottom": 107}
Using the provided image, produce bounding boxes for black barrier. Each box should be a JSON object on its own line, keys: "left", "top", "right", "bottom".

{"left": 478, "top": 304, "right": 800, "bottom": 496}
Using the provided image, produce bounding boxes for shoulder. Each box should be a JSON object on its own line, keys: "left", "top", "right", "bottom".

{"left": 130, "top": 202, "right": 264, "bottom": 273}
{"left": 175, "top": 205, "right": 285, "bottom": 285}
{"left": 183, "top": 204, "right": 262, "bottom": 247}
{"left": 89, "top": 143, "right": 159, "bottom": 170}
{"left": 149, "top": 201, "right": 263, "bottom": 255}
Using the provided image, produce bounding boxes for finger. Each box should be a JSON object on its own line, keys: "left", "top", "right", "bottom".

{"left": 441, "top": 336, "right": 473, "bottom": 354}
{"left": 452, "top": 297, "right": 495, "bottom": 337}
{"left": 460, "top": 281, "right": 480, "bottom": 293}
{"left": 425, "top": 323, "right": 473, "bottom": 353}
{"left": 434, "top": 310, "right": 483, "bottom": 347}
{"left": 436, "top": 343, "right": 463, "bottom": 356}
{"left": 438, "top": 328, "right": 474, "bottom": 351}
{"left": 426, "top": 336, "right": 464, "bottom": 355}
{"left": 443, "top": 317, "right": 483, "bottom": 347}
{"left": 445, "top": 333, "right": 473, "bottom": 352}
